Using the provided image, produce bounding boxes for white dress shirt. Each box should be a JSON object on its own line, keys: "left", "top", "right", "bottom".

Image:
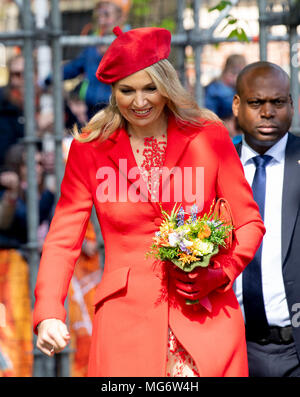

{"left": 234, "top": 134, "right": 291, "bottom": 327}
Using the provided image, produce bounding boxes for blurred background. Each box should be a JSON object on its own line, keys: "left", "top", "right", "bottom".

{"left": 0, "top": 0, "right": 299, "bottom": 377}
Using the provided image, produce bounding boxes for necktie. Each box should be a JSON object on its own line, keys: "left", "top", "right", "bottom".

{"left": 242, "top": 154, "right": 272, "bottom": 337}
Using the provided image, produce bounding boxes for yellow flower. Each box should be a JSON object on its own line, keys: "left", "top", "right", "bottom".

{"left": 159, "top": 220, "right": 175, "bottom": 242}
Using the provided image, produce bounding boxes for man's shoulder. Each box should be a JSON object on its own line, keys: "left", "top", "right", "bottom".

{"left": 234, "top": 132, "right": 300, "bottom": 160}
{"left": 205, "top": 79, "right": 233, "bottom": 96}
{"left": 286, "top": 132, "right": 300, "bottom": 154}
{"left": 287, "top": 132, "right": 300, "bottom": 144}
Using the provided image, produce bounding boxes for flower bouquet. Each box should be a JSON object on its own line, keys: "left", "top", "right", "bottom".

{"left": 147, "top": 201, "right": 233, "bottom": 307}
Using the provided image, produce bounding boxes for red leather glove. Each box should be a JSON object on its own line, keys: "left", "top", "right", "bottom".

{"left": 168, "top": 263, "right": 230, "bottom": 302}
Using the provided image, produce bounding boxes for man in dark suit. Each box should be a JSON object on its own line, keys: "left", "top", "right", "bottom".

{"left": 232, "top": 61, "right": 300, "bottom": 377}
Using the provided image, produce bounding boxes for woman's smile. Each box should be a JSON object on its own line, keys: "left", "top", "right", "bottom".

{"left": 114, "top": 69, "right": 167, "bottom": 135}
{"left": 131, "top": 107, "right": 153, "bottom": 117}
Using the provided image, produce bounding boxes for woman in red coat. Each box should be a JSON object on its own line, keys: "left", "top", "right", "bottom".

{"left": 34, "top": 27, "right": 265, "bottom": 377}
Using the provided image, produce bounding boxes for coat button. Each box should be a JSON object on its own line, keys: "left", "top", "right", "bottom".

{"left": 154, "top": 217, "right": 162, "bottom": 226}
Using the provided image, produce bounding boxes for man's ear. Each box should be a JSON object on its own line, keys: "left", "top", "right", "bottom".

{"left": 232, "top": 94, "right": 240, "bottom": 118}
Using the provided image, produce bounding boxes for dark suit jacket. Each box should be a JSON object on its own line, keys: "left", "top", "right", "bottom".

{"left": 236, "top": 132, "right": 300, "bottom": 361}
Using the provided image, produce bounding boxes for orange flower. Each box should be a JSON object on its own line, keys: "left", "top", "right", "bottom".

{"left": 178, "top": 252, "right": 198, "bottom": 265}
{"left": 153, "top": 235, "right": 169, "bottom": 247}
{"left": 198, "top": 224, "right": 211, "bottom": 239}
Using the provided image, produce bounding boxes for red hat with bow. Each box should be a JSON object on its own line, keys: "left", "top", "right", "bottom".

{"left": 96, "top": 26, "right": 171, "bottom": 84}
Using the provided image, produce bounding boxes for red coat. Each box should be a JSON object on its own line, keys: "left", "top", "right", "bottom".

{"left": 33, "top": 116, "right": 265, "bottom": 376}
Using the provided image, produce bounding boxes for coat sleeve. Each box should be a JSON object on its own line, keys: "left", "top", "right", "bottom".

{"left": 213, "top": 124, "right": 265, "bottom": 291}
{"left": 33, "top": 140, "right": 93, "bottom": 332}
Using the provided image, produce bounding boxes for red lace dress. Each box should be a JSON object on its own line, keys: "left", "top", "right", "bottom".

{"left": 129, "top": 134, "right": 199, "bottom": 377}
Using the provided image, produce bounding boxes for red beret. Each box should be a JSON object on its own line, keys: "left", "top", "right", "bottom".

{"left": 96, "top": 26, "right": 171, "bottom": 84}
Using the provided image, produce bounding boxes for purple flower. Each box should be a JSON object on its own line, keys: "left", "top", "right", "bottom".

{"left": 179, "top": 242, "right": 192, "bottom": 254}
{"left": 169, "top": 230, "right": 193, "bottom": 254}
{"left": 207, "top": 220, "right": 222, "bottom": 228}
{"left": 177, "top": 206, "right": 185, "bottom": 227}
{"left": 191, "top": 204, "right": 198, "bottom": 222}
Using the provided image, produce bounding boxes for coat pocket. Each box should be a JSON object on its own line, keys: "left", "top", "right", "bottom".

{"left": 93, "top": 266, "right": 130, "bottom": 308}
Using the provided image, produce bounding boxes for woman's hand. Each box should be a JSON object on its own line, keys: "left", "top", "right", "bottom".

{"left": 36, "top": 319, "right": 70, "bottom": 357}
{"left": 169, "top": 264, "right": 229, "bottom": 301}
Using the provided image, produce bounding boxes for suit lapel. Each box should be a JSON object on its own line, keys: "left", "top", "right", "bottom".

{"left": 282, "top": 133, "right": 300, "bottom": 265}
{"left": 234, "top": 141, "right": 242, "bottom": 157}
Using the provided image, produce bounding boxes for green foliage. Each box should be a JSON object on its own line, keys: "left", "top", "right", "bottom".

{"left": 131, "top": 0, "right": 176, "bottom": 32}
{"left": 208, "top": 0, "right": 232, "bottom": 12}
{"left": 158, "top": 246, "right": 180, "bottom": 261}
{"left": 208, "top": 225, "right": 230, "bottom": 247}
{"left": 209, "top": 0, "right": 249, "bottom": 43}
{"left": 132, "top": 0, "right": 151, "bottom": 17}
{"left": 160, "top": 202, "right": 181, "bottom": 224}
{"left": 157, "top": 18, "right": 176, "bottom": 33}
{"left": 227, "top": 27, "right": 249, "bottom": 43}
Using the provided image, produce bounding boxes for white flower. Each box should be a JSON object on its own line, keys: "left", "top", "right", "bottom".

{"left": 199, "top": 240, "right": 214, "bottom": 255}
{"left": 168, "top": 232, "right": 179, "bottom": 247}
{"left": 168, "top": 230, "right": 193, "bottom": 248}
{"left": 182, "top": 238, "right": 193, "bottom": 248}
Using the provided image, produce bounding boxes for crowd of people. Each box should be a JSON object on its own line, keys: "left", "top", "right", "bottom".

{"left": 0, "top": 0, "right": 300, "bottom": 379}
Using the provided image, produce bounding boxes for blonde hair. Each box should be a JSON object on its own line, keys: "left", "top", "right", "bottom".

{"left": 73, "top": 59, "right": 220, "bottom": 143}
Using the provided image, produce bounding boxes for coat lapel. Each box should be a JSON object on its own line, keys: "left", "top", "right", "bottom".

{"left": 281, "top": 133, "right": 300, "bottom": 265}
{"left": 160, "top": 116, "right": 197, "bottom": 214}
{"left": 107, "top": 126, "right": 151, "bottom": 204}
{"left": 106, "top": 117, "right": 198, "bottom": 216}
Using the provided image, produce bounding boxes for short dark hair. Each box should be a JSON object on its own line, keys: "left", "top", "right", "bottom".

{"left": 236, "top": 61, "right": 290, "bottom": 97}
